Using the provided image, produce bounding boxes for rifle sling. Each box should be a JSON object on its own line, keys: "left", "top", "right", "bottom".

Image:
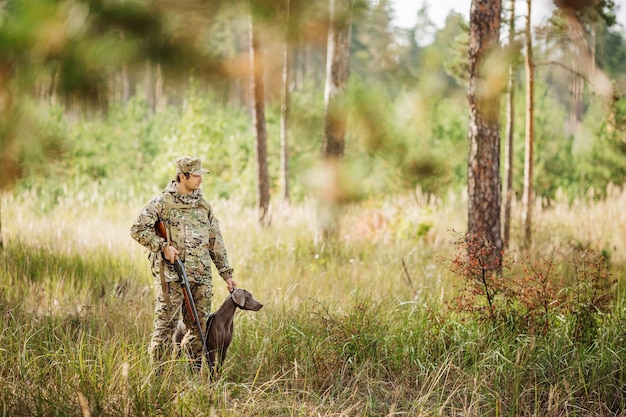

{"left": 158, "top": 252, "right": 172, "bottom": 310}
{"left": 157, "top": 213, "right": 173, "bottom": 311}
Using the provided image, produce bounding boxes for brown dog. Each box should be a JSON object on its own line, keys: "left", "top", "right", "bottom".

{"left": 173, "top": 288, "right": 263, "bottom": 373}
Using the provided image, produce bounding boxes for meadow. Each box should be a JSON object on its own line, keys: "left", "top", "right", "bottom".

{"left": 1, "top": 186, "right": 626, "bottom": 416}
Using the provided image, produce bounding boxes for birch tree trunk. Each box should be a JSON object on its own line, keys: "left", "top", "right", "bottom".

{"left": 467, "top": 0, "right": 503, "bottom": 269}
{"left": 521, "top": 0, "right": 535, "bottom": 249}
{"left": 249, "top": 13, "right": 270, "bottom": 227}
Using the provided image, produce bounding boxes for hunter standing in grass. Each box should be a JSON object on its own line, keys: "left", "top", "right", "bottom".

{"left": 131, "top": 156, "right": 236, "bottom": 371}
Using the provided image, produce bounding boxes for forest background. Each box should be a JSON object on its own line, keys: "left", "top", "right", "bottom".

{"left": 4, "top": 0, "right": 626, "bottom": 205}
{"left": 2, "top": 0, "right": 626, "bottom": 415}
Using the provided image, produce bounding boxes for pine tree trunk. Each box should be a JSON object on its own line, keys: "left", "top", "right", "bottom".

{"left": 559, "top": 5, "right": 612, "bottom": 100}
{"left": 569, "top": 67, "right": 584, "bottom": 132}
{"left": 249, "top": 13, "right": 270, "bottom": 227}
{"left": 503, "top": 0, "right": 516, "bottom": 249}
{"left": 48, "top": 64, "right": 58, "bottom": 105}
{"left": 467, "top": 0, "right": 503, "bottom": 268}
{"left": 318, "top": 0, "right": 352, "bottom": 239}
{"left": 522, "top": 0, "right": 535, "bottom": 249}
{"left": 322, "top": 0, "right": 351, "bottom": 160}
{"left": 145, "top": 63, "right": 163, "bottom": 114}
{"left": 0, "top": 197, "right": 3, "bottom": 251}
{"left": 121, "top": 64, "right": 130, "bottom": 104}
{"left": 280, "top": 0, "right": 291, "bottom": 203}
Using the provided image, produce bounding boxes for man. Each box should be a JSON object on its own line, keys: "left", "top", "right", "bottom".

{"left": 131, "top": 156, "right": 236, "bottom": 371}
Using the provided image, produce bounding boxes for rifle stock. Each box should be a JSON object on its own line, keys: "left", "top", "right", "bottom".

{"left": 155, "top": 218, "right": 168, "bottom": 241}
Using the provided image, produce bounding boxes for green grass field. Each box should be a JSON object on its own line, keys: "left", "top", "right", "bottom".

{"left": 1, "top": 187, "right": 626, "bottom": 416}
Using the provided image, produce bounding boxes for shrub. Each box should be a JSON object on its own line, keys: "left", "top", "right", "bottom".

{"left": 449, "top": 236, "right": 615, "bottom": 339}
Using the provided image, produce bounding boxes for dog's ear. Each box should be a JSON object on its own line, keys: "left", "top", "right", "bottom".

{"left": 232, "top": 288, "right": 245, "bottom": 307}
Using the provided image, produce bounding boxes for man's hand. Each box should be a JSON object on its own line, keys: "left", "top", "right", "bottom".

{"left": 225, "top": 278, "right": 237, "bottom": 293}
{"left": 163, "top": 244, "right": 179, "bottom": 263}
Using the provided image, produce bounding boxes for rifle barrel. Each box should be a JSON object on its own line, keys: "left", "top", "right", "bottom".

{"left": 174, "top": 259, "right": 212, "bottom": 370}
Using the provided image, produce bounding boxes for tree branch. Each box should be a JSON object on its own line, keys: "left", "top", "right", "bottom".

{"left": 534, "top": 60, "right": 591, "bottom": 84}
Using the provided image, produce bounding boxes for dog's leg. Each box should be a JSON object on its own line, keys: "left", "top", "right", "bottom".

{"left": 171, "top": 319, "right": 187, "bottom": 358}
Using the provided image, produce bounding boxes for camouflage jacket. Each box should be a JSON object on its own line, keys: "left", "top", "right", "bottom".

{"left": 130, "top": 181, "right": 233, "bottom": 284}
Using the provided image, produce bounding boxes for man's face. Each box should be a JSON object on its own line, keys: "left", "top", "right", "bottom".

{"left": 179, "top": 173, "right": 203, "bottom": 193}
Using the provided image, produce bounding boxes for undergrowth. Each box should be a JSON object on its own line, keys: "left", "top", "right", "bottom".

{"left": 449, "top": 235, "right": 616, "bottom": 342}
{"left": 0, "top": 189, "right": 625, "bottom": 416}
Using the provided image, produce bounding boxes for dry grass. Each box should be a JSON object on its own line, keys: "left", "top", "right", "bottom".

{"left": 1, "top": 187, "right": 625, "bottom": 416}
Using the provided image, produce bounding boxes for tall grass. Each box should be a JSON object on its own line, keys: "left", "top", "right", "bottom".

{"left": 1, "top": 187, "right": 625, "bottom": 416}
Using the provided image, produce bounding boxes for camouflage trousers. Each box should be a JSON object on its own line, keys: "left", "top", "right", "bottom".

{"left": 149, "top": 279, "right": 213, "bottom": 370}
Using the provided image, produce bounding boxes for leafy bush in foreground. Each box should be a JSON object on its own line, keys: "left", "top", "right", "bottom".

{"left": 449, "top": 237, "right": 616, "bottom": 341}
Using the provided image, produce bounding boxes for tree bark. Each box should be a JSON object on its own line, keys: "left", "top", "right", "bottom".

{"left": 322, "top": 0, "right": 351, "bottom": 160}
{"left": 280, "top": 0, "right": 291, "bottom": 203}
{"left": 121, "top": 64, "right": 130, "bottom": 104}
{"left": 522, "top": 0, "right": 535, "bottom": 249}
{"left": 318, "top": 0, "right": 352, "bottom": 239}
{"left": 557, "top": 5, "right": 613, "bottom": 112}
{"left": 145, "top": 63, "right": 163, "bottom": 114}
{"left": 503, "top": 0, "right": 516, "bottom": 249}
{"left": 0, "top": 197, "right": 3, "bottom": 251}
{"left": 249, "top": 13, "right": 271, "bottom": 227}
{"left": 569, "top": 61, "right": 584, "bottom": 132}
{"left": 467, "top": 0, "right": 503, "bottom": 268}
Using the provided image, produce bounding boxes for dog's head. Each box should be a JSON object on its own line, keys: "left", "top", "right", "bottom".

{"left": 231, "top": 288, "right": 263, "bottom": 311}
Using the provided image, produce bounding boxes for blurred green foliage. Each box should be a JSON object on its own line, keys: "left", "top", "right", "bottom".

{"left": 12, "top": 72, "right": 626, "bottom": 209}
{"left": 3, "top": 0, "right": 626, "bottom": 208}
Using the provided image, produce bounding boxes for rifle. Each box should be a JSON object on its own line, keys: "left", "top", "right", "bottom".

{"left": 155, "top": 217, "right": 212, "bottom": 370}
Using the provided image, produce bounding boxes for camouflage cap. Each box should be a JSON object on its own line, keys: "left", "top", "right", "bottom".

{"left": 176, "top": 156, "right": 210, "bottom": 175}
